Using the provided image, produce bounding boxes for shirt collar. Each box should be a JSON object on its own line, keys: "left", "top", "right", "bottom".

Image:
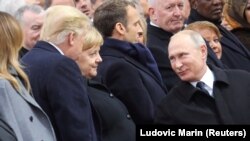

{"left": 191, "top": 66, "right": 215, "bottom": 89}
{"left": 48, "top": 42, "right": 64, "bottom": 55}
{"left": 150, "top": 21, "right": 160, "bottom": 28}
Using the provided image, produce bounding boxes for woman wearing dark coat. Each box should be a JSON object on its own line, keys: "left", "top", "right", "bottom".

{"left": 74, "top": 26, "right": 136, "bottom": 141}
{"left": 87, "top": 80, "right": 135, "bottom": 141}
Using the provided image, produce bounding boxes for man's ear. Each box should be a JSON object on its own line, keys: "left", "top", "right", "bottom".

{"left": 68, "top": 32, "right": 75, "bottom": 46}
{"left": 114, "top": 22, "right": 126, "bottom": 35}
{"left": 148, "top": 7, "right": 156, "bottom": 21}
{"left": 200, "top": 44, "right": 208, "bottom": 59}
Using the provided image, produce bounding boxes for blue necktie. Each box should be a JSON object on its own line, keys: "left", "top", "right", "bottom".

{"left": 196, "top": 81, "right": 209, "bottom": 96}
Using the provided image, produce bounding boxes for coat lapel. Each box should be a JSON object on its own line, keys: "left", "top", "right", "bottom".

{"left": 210, "top": 65, "right": 234, "bottom": 124}
{"left": 9, "top": 67, "right": 42, "bottom": 110}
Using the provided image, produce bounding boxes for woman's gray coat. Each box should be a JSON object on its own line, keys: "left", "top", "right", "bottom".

{"left": 0, "top": 68, "right": 56, "bottom": 141}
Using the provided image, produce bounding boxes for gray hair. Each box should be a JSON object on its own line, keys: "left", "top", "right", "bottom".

{"left": 190, "top": 31, "right": 206, "bottom": 48}
{"left": 14, "top": 4, "right": 44, "bottom": 25}
{"left": 0, "top": 0, "right": 26, "bottom": 16}
{"left": 171, "top": 30, "right": 206, "bottom": 49}
{"left": 185, "top": 30, "right": 206, "bottom": 48}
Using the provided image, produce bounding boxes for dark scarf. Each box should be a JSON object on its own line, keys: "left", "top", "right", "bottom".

{"left": 104, "top": 38, "right": 163, "bottom": 82}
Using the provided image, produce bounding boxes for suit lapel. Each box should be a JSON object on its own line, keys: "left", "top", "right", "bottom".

{"left": 210, "top": 65, "right": 234, "bottom": 124}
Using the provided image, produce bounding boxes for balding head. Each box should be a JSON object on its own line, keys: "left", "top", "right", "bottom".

{"left": 170, "top": 30, "right": 207, "bottom": 50}
{"left": 168, "top": 30, "right": 208, "bottom": 82}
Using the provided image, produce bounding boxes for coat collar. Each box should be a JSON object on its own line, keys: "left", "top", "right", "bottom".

{"left": 100, "top": 39, "right": 167, "bottom": 92}
{"left": 178, "top": 64, "right": 230, "bottom": 102}
{"left": 34, "top": 40, "right": 61, "bottom": 54}
{"left": 147, "top": 23, "right": 173, "bottom": 40}
{"left": 8, "top": 66, "right": 43, "bottom": 110}
{"left": 100, "top": 40, "right": 157, "bottom": 80}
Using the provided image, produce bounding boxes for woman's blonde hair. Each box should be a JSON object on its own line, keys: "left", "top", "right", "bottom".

{"left": 0, "top": 11, "right": 31, "bottom": 92}
{"left": 81, "top": 26, "right": 103, "bottom": 51}
{"left": 185, "top": 21, "right": 222, "bottom": 39}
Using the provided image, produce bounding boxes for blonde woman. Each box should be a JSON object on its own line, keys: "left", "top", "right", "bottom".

{"left": 185, "top": 21, "right": 223, "bottom": 59}
{"left": 0, "top": 11, "right": 56, "bottom": 141}
{"left": 73, "top": 25, "right": 136, "bottom": 141}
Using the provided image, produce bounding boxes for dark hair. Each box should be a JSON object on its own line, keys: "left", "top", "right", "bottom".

{"left": 93, "top": 0, "right": 136, "bottom": 38}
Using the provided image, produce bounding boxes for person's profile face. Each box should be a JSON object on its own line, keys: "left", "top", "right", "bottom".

{"left": 75, "top": 45, "right": 102, "bottom": 78}
{"left": 75, "top": 0, "right": 93, "bottom": 18}
{"left": 23, "top": 10, "right": 44, "bottom": 49}
{"left": 123, "top": 6, "right": 142, "bottom": 43}
{"left": 198, "top": 29, "right": 222, "bottom": 59}
{"left": 194, "top": 0, "right": 225, "bottom": 21}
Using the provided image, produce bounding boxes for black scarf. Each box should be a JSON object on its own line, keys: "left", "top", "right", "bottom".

{"left": 104, "top": 38, "right": 163, "bottom": 82}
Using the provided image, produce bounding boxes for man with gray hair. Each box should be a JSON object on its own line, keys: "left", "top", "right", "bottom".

{"left": 146, "top": 0, "right": 223, "bottom": 90}
{"left": 15, "top": 4, "right": 44, "bottom": 58}
{"left": 156, "top": 30, "right": 250, "bottom": 124}
{"left": 21, "top": 5, "right": 99, "bottom": 141}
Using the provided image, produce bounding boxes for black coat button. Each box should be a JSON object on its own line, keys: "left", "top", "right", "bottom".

{"left": 29, "top": 116, "right": 33, "bottom": 122}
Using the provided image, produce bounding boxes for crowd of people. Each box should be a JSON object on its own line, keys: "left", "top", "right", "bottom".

{"left": 0, "top": 0, "right": 250, "bottom": 141}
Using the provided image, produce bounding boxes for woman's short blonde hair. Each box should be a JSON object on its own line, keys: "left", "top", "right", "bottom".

{"left": 185, "top": 21, "right": 222, "bottom": 39}
{"left": 82, "top": 26, "right": 103, "bottom": 51}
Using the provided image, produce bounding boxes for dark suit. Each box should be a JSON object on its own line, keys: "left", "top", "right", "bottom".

{"left": 146, "top": 24, "right": 179, "bottom": 91}
{"left": 0, "top": 119, "right": 17, "bottom": 141}
{"left": 21, "top": 41, "right": 98, "bottom": 141}
{"left": 87, "top": 80, "right": 135, "bottom": 141}
{"left": 19, "top": 47, "right": 29, "bottom": 59}
{"left": 156, "top": 65, "right": 250, "bottom": 124}
{"left": 96, "top": 38, "right": 167, "bottom": 124}
{"left": 147, "top": 24, "right": 224, "bottom": 90}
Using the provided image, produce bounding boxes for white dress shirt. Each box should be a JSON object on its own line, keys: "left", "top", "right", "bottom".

{"left": 191, "top": 66, "right": 215, "bottom": 97}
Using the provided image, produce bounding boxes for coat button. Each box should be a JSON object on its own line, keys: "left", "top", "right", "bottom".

{"left": 109, "top": 93, "right": 114, "bottom": 97}
{"left": 126, "top": 114, "right": 131, "bottom": 119}
{"left": 29, "top": 116, "right": 33, "bottom": 122}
